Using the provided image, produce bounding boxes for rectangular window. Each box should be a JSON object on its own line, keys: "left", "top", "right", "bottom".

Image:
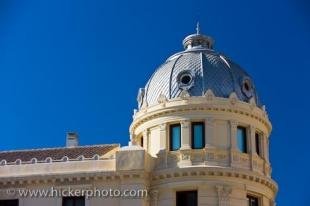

{"left": 170, "top": 124, "right": 181, "bottom": 151}
{"left": 62, "top": 197, "right": 85, "bottom": 206}
{"left": 176, "top": 190, "right": 197, "bottom": 206}
{"left": 255, "top": 132, "right": 261, "bottom": 156}
{"left": 192, "top": 122, "right": 205, "bottom": 149}
{"left": 247, "top": 194, "right": 259, "bottom": 206}
{"left": 140, "top": 136, "right": 144, "bottom": 147}
{"left": 0, "top": 200, "right": 19, "bottom": 206}
{"left": 237, "top": 126, "right": 247, "bottom": 153}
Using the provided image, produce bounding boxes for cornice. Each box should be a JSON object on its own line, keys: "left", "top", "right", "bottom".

{"left": 0, "top": 170, "right": 149, "bottom": 188}
{"left": 131, "top": 96, "right": 271, "bottom": 134}
{"left": 150, "top": 167, "right": 278, "bottom": 194}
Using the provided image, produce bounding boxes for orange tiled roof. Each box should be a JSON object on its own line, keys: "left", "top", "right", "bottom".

{"left": 0, "top": 144, "right": 119, "bottom": 163}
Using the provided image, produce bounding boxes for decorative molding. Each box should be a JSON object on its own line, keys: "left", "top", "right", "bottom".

{"left": 151, "top": 167, "right": 277, "bottom": 193}
{"left": 157, "top": 94, "right": 167, "bottom": 104}
{"left": 216, "top": 185, "right": 232, "bottom": 206}
{"left": 159, "top": 123, "right": 167, "bottom": 131}
{"left": 149, "top": 189, "right": 159, "bottom": 206}
{"left": 131, "top": 98, "right": 272, "bottom": 135}
{"left": 0, "top": 171, "right": 149, "bottom": 188}
{"left": 249, "top": 97, "right": 256, "bottom": 110}
{"left": 30, "top": 158, "right": 37, "bottom": 164}
{"left": 179, "top": 90, "right": 190, "bottom": 99}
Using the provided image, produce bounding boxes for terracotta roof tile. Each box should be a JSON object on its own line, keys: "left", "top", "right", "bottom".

{"left": 0, "top": 144, "right": 119, "bottom": 163}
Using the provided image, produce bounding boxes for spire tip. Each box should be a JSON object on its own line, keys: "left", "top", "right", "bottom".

{"left": 196, "top": 22, "right": 200, "bottom": 34}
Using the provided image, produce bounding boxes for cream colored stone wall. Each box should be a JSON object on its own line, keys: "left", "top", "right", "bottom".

{"left": 0, "top": 94, "right": 277, "bottom": 206}
{"left": 129, "top": 95, "right": 277, "bottom": 206}
{"left": 149, "top": 127, "right": 161, "bottom": 157}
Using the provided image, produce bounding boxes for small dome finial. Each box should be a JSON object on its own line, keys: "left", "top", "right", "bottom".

{"left": 196, "top": 22, "right": 200, "bottom": 34}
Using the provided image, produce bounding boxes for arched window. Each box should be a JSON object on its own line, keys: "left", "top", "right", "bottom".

{"left": 170, "top": 124, "right": 181, "bottom": 151}
{"left": 191, "top": 122, "right": 205, "bottom": 149}
{"left": 237, "top": 126, "right": 247, "bottom": 153}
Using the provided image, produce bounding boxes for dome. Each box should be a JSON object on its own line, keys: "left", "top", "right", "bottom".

{"left": 137, "top": 25, "right": 261, "bottom": 109}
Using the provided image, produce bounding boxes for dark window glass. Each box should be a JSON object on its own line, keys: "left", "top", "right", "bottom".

{"left": 170, "top": 124, "right": 181, "bottom": 151}
{"left": 62, "top": 197, "right": 85, "bottom": 206}
{"left": 140, "top": 136, "right": 144, "bottom": 147}
{"left": 237, "top": 127, "right": 247, "bottom": 153}
{"left": 247, "top": 195, "right": 259, "bottom": 206}
{"left": 0, "top": 200, "right": 19, "bottom": 206}
{"left": 176, "top": 191, "right": 197, "bottom": 206}
{"left": 255, "top": 133, "right": 261, "bottom": 156}
{"left": 192, "top": 122, "right": 204, "bottom": 149}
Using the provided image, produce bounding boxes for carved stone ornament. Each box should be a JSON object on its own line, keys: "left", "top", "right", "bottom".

{"left": 140, "top": 101, "right": 148, "bottom": 111}
{"left": 179, "top": 90, "right": 190, "bottom": 99}
{"left": 249, "top": 97, "right": 256, "bottom": 110}
{"left": 137, "top": 88, "right": 145, "bottom": 108}
{"left": 204, "top": 89, "right": 215, "bottom": 101}
{"left": 181, "top": 153, "right": 191, "bottom": 160}
{"left": 229, "top": 92, "right": 239, "bottom": 105}
{"left": 157, "top": 93, "right": 167, "bottom": 104}
{"left": 216, "top": 185, "right": 232, "bottom": 206}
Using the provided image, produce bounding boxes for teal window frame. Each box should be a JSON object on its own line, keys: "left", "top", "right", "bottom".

{"left": 170, "top": 124, "right": 181, "bottom": 151}
{"left": 191, "top": 122, "right": 205, "bottom": 149}
{"left": 237, "top": 126, "right": 247, "bottom": 153}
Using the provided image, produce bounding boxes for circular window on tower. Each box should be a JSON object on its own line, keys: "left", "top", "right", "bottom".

{"left": 241, "top": 77, "right": 254, "bottom": 98}
{"left": 177, "top": 70, "right": 195, "bottom": 90}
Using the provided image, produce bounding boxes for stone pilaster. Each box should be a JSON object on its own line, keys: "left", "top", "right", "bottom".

{"left": 229, "top": 120, "right": 237, "bottom": 166}
{"left": 150, "top": 189, "right": 159, "bottom": 206}
{"left": 262, "top": 133, "right": 269, "bottom": 163}
{"left": 205, "top": 117, "right": 215, "bottom": 148}
{"left": 266, "top": 137, "right": 270, "bottom": 162}
{"left": 230, "top": 120, "right": 238, "bottom": 150}
{"left": 250, "top": 126, "right": 256, "bottom": 171}
{"left": 180, "top": 120, "right": 191, "bottom": 150}
{"left": 159, "top": 123, "right": 167, "bottom": 150}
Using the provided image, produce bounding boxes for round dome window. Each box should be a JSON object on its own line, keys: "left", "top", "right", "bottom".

{"left": 177, "top": 71, "right": 194, "bottom": 90}
{"left": 180, "top": 74, "right": 192, "bottom": 85}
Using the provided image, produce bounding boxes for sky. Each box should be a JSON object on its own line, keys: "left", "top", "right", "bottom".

{"left": 0, "top": 0, "right": 309, "bottom": 205}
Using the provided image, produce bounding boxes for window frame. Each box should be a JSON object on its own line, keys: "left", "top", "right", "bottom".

{"left": 237, "top": 126, "right": 248, "bottom": 153}
{"left": 169, "top": 123, "right": 181, "bottom": 151}
{"left": 191, "top": 122, "right": 205, "bottom": 149}
{"left": 255, "top": 132, "right": 262, "bottom": 157}
{"left": 247, "top": 194, "right": 261, "bottom": 206}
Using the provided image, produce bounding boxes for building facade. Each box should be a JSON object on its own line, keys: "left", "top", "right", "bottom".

{"left": 0, "top": 27, "right": 278, "bottom": 206}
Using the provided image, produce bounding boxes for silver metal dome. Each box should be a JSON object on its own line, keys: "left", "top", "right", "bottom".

{"left": 137, "top": 26, "right": 261, "bottom": 109}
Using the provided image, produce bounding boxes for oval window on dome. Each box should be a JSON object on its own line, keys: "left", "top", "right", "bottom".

{"left": 241, "top": 77, "right": 253, "bottom": 98}
{"left": 177, "top": 71, "right": 194, "bottom": 90}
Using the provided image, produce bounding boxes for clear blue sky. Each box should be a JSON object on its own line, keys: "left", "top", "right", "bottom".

{"left": 0, "top": 0, "right": 309, "bottom": 205}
